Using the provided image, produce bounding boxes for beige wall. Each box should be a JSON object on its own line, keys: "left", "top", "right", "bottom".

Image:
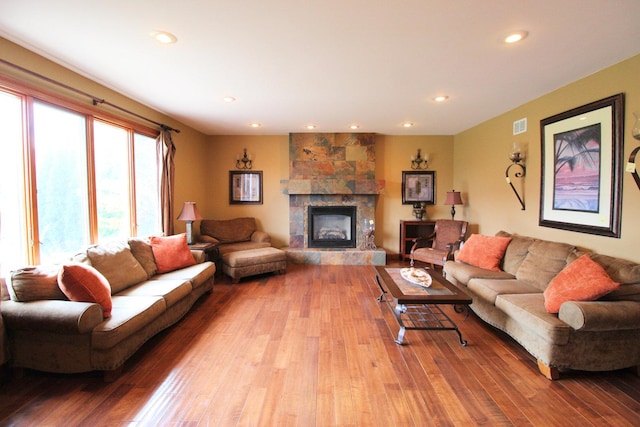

{"left": 5, "top": 35, "right": 638, "bottom": 262}
{"left": 454, "top": 54, "right": 640, "bottom": 262}
{"left": 206, "top": 135, "right": 455, "bottom": 254}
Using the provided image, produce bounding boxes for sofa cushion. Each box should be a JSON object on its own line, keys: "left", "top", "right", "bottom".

{"left": 456, "top": 234, "right": 512, "bottom": 272}
{"left": 515, "top": 239, "right": 575, "bottom": 291}
{"left": 200, "top": 217, "right": 256, "bottom": 243}
{"left": 8, "top": 265, "right": 66, "bottom": 302}
{"left": 495, "top": 293, "right": 572, "bottom": 345}
{"left": 150, "top": 233, "right": 196, "bottom": 274}
{"left": 87, "top": 241, "right": 148, "bottom": 294}
{"left": 496, "top": 231, "right": 535, "bottom": 275}
{"left": 58, "top": 264, "right": 113, "bottom": 318}
{"left": 128, "top": 238, "right": 158, "bottom": 278}
{"left": 91, "top": 295, "right": 165, "bottom": 350}
{"left": 152, "top": 262, "right": 216, "bottom": 290}
{"left": 468, "top": 278, "right": 540, "bottom": 305}
{"left": 117, "top": 279, "right": 192, "bottom": 308}
{"left": 543, "top": 254, "right": 620, "bottom": 314}
{"left": 443, "top": 261, "right": 514, "bottom": 286}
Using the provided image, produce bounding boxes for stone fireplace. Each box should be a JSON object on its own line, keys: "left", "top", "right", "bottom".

{"left": 281, "top": 133, "right": 386, "bottom": 265}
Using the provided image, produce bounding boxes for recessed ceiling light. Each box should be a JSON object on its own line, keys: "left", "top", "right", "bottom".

{"left": 306, "top": 124, "right": 317, "bottom": 130}
{"left": 249, "top": 122, "right": 261, "bottom": 128}
{"left": 433, "top": 95, "right": 449, "bottom": 102}
{"left": 350, "top": 124, "right": 360, "bottom": 130}
{"left": 504, "top": 31, "right": 528, "bottom": 44}
{"left": 402, "top": 122, "right": 414, "bottom": 128}
{"left": 223, "top": 96, "right": 236, "bottom": 103}
{"left": 150, "top": 31, "right": 177, "bottom": 44}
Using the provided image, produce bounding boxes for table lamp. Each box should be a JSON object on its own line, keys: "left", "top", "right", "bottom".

{"left": 177, "top": 201, "right": 202, "bottom": 245}
{"left": 445, "top": 190, "right": 463, "bottom": 220}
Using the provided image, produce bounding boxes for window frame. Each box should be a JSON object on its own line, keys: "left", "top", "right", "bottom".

{"left": 0, "top": 73, "right": 160, "bottom": 266}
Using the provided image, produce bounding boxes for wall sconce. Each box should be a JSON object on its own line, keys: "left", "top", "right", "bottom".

{"left": 236, "top": 148, "right": 253, "bottom": 169}
{"left": 445, "top": 190, "right": 464, "bottom": 220}
{"left": 411, "top": 149, "right": 429, "bottom": 170}
{"left": 177, "top": 201, "right": 202, "bottom": 245}
{"left": 506, "top": 143, "right": 526, "bottom": 210}
{"left": 628, "top": 112, "right": 640, "bottom": 191}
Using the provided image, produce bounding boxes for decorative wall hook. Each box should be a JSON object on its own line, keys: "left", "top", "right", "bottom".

{"left": 236, "top": 148, "right": 253, "bottom": 169}
{"left": 411, "top": 149, "right": 429, "bottom": 170}
{"left": 506, "top": 151, "right": 526, "bottom": 210}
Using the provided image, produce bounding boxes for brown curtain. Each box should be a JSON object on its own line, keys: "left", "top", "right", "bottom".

{"left": 156, "top": 128, "right": 176, "bottom": 236}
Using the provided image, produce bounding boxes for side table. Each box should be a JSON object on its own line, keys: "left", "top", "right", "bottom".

{"left": 189, "top": 242, "right": 220, "bottom": 264}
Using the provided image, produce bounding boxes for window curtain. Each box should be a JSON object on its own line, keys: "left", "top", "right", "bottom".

{"left": 156, "top": 128, "right": 176, "bottom": 236}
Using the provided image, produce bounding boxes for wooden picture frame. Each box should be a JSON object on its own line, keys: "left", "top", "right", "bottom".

{"left": 402, "top": 171, "right": 436, "bottom": 205}
{"left": 229, "top": 170, "right": 263, "bottom": 204}
{"left": 539, "top": 93, "right": 624, "bottom": 237}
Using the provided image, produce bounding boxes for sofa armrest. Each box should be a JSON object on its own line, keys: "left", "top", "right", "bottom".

{"left": 558, "top": 300, "right": 640, "bottom": 331}
{"left": 199, "top": 234, "right": 220, "bottom": 244}
{"left": 190, "top": 250, "right": 206, "bottom": 264}
{"left": 251, "top": 230, "right": 271, "bottom": 243}
{"left": 2, "top": 300, "right": 104, "bottom": 334}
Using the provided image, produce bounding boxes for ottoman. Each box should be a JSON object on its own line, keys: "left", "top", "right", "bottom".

{"left": 222, "top": 247, "right": 287, "bottom": 283}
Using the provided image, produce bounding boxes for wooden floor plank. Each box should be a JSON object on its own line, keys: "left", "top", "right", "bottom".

{"left": 0, "top": 263, "right": 639, "bottom": 426}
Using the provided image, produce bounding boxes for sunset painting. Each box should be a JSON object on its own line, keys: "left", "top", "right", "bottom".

{"left": 553, "top": 123, "right": 601, "bottom": 212}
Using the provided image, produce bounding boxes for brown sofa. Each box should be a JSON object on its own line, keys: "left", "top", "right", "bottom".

{"left": 1, "top": 237, "right": 215, "bottom": 379}
{"left": 199, "top": 217, "right": 272, "bottom": 257}
{"left": 443, "top": 231, "right": 640, "bottom": 379}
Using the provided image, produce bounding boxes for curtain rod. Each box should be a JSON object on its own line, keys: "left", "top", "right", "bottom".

{"left": 0, "top": 57, "right": 180, "bottom": 133}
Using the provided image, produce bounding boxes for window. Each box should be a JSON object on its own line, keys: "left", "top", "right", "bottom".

{"left": 0, "top": 84, "right": 161, "bottom": 276}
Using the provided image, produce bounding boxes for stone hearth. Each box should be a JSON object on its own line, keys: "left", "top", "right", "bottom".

{"left": 281, "top": 133, "right": 386, "bottom": 265}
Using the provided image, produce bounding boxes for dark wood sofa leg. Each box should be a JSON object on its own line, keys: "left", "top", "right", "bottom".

{"left": 537, "top": 359, "right": 560, "bottom": 380}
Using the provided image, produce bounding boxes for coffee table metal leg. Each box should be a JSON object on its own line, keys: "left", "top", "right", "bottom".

{"left": 394, "top": 304, "right": 408, "bottom": 344}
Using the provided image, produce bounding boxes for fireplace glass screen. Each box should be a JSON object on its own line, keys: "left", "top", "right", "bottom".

{"left": 308, "top": 206, "right": 357, "bottom": 248}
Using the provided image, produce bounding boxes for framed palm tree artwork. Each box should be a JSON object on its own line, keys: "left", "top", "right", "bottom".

{"left": 539, "top": 93, "right": 624, "bottom": 237}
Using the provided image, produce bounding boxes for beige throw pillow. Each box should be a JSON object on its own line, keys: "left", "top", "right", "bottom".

{"left": 86, "top": 241, "right": 148, "bottom": 294}
{"left": 9, "top": 265, "right": 67, "bottom": 302}
{"left": 128, "top": 238, "right": 158, "bottom": 278}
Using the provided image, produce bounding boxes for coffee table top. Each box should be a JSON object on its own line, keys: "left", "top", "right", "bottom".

{"left": 375, "top": 266, "right": 471, "bottom": 305}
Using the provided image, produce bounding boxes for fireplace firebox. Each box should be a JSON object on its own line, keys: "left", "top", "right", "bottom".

{"left": 308, "top": 206, "right": 357, "bottom": 248}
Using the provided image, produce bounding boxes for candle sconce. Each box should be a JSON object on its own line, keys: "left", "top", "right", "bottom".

{"left": 506, "top": 145, "right": 526, "bottom": 210}
{"left": 411, "top": 149, "right": 429, "bottom": 170}
{"left": 236, "top": 148, "right": 253, "bottom": 169}
{"left": 628, "top": 112, "right": 640, "bottom": 191}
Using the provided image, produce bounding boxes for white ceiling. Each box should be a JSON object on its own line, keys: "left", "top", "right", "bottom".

{"left": 1, "top": 0, "right": 640, "bottom": 136}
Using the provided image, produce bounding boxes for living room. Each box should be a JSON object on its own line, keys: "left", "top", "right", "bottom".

{"left": 1, "top": 2, "right": 640, "bottom": 424}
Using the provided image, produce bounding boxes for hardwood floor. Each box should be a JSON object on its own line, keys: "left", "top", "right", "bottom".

{"left": 1, "top": 263, "right": 639, "bottom": 426}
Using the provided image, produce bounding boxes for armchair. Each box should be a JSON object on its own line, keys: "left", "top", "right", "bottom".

{"left": 410, "top": 219, "right": 468, "bottom": 269}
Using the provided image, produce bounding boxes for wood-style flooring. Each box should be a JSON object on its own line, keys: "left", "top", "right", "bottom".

{"left": 0, "top": 262, "right": 639, "bottom": 426}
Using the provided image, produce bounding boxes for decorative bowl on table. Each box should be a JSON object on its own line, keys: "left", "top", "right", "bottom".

{"left": 400, "top": 267, "right": 432, "bottom": 288}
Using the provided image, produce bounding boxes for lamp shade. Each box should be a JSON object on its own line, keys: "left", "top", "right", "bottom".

{"left": 445, "top": 191, "right": 463, "bottom": 206}
{"left": 177, "top": 202, "right": 202, "bottom": 221}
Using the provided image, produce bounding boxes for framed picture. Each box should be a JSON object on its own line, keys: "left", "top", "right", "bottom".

{"left": 229, "top": 171, "right": 263, "bottom": 204}
{"left": 539, "top": 93, "right": 624, "bottom": 237}
{"left": 402, "top": 171, "right": 436, "bottom": 205}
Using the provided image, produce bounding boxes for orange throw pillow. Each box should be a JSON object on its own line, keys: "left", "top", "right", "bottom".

{"left": 150, "top": 233, "right": 196, "bottom": 274}
{"left": 456, "top": 234, "right": 512, "bottom": 272}
{"left": 58, "top": 264, "right": 113, "bottom": 318}
{"left": 543, "top": 254, "right": 620, "bottom": 314}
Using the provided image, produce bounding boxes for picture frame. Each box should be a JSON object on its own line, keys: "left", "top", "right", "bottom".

{"left": 539, "top": 93, "right": 624, "bottom": 237}
{"left": 402, "top": 171, "right": 436, "bottom": 205}
{"left": 229, "top": 170, "right": 263, "bottom": 204}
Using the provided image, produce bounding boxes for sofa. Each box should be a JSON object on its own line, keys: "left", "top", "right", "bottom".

{"left": 199, "top": 217, "right": 272, "bottom": 257}
{"left": 1, "top": 234, "right": 215, "bottom": 379}
{"left": 442, "top": 231, "right": 640, "bottom": 380}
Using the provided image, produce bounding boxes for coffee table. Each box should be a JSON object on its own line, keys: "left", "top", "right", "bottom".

{"left": 375, "top": 266, "right": 472, "bottom": 346}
